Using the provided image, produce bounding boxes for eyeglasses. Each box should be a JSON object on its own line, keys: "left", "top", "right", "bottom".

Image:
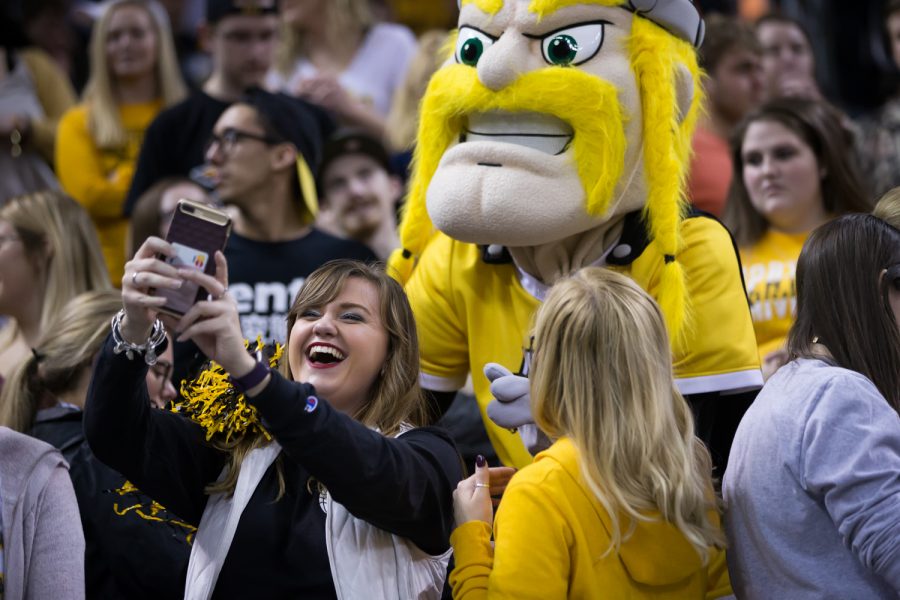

{"left": 204, "top": 127, "right": 283, "bottom": 157}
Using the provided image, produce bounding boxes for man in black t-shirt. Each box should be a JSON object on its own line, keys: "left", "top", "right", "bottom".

{"left": 124, "top": 0, "right": 286, "bottom": 215}
{"left": 206, "top": 89, "right": 374, "bottom": 343}
{"left": 170, "top": 88, "right": 373, "bottom": 390}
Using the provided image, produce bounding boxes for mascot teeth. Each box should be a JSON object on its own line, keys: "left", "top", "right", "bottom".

{"left": 463, "top": 110, "right": 574, "bottom": 155}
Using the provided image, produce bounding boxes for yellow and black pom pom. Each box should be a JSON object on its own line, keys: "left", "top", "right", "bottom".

{"left": 171, "top": 337, "right": 284, "bottom": 444}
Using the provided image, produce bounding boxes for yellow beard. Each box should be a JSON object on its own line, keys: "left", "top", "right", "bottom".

{"left": 402, "top": 63, "right": 627, "bottom": 252}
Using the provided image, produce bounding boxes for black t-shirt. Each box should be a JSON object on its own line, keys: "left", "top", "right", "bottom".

{"left": 124, "top": 91, "right": 230, "bottom": 216}
{"left": 225, "top": 227, "right": 376, "bottom": 344}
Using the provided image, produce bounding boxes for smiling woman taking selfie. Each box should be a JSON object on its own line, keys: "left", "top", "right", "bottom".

{"left": 722, "top": 97, "right": 869, "bottom": 379}
{"left": 83, "top": 238, "right": 462, "bottom": 599}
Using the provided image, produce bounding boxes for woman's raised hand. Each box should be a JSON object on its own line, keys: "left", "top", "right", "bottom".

{"left": 174, "top": 251, "right": 256, "bottom": 378}
{"left": 121, "top": 236, "right": 182, "bottom": 342}
{"left": 452, "top": 456, "right": 517, "bottom": 528}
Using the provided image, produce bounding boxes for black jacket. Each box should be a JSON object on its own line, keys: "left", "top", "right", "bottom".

{"left": 85, "top": 335, "right": 462, "bottom": 599}
{"left": 31, "top": 405, "right": 192, "bottom": 599}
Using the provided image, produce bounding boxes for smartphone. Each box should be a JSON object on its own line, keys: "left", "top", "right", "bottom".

{"left": 155, "top": 200, "right": 232, "bottom": 317}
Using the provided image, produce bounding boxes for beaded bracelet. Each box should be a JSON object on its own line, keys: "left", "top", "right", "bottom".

{"left": 110, "top": 309, "right": 166, "bottom": 365}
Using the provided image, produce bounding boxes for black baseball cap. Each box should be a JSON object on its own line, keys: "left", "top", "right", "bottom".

{"left": 240, "top": 87, "right": 333, "bottom": 171}
{"left": 239, "top": 88, "right": 336, "bottom": 217}
{"left": 206, "top": 0, "right": 278, "bottom": 25}
{"left": 318, "top": 130, "right": 393, "bottom": 185}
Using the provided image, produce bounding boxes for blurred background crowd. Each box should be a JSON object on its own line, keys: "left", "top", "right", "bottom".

{"left": 1, "top": 0, "right": 900, "bottom": 597}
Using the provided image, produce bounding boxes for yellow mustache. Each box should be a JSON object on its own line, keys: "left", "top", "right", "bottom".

{"left": 413, "top": 63, "right": 627, "bottom": 216}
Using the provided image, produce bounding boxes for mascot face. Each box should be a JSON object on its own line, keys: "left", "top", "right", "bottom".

{"left": 397, "top": 0, "right": 702, "bottom": 336}
{"left": 421, "top": 0, "right": 649, "bottom": 246}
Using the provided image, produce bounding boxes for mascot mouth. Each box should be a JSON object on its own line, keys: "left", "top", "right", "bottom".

{"left": 460, "top": 111, "right": 574, "bottom": 156}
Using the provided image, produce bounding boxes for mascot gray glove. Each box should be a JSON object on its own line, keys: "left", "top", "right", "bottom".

{"left": 484, "top": 363, "right": 551, "bottom": 456}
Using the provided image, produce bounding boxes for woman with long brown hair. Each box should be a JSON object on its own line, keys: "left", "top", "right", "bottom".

{"left": 723, "top": 97, "right": 870, "bottom": 379}
{"left": 724, "top": 214, "right": 900, "bottom": 597}
{"left": 84, "top": 238, "right": 462, "bottom": 599}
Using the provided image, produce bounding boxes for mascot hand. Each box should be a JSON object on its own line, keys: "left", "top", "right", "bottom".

{"left": 484, "top": 364, "right": 552, "bottom": 456}
{"left": 517, "top": 424, "right": 552, "bottom": 457}
{"left": 484, "top": 363, "right": 532, "bottom": 429}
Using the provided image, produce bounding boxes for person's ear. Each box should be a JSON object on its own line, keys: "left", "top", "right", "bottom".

{"left": 674, "top": 63, "right": 695, "bottom": 125}
{"left": 271, "top": 144, "right": 298, "bottom": 172}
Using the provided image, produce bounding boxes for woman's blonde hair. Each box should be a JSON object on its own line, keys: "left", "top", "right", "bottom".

{"left": 874, "top": 186, "right": 900, "bottom": 230}
{"left": 208, "top": 259, "right": 426, "bottom": 496}
{"left": 0, "top": 190, "right": 111, "bottom": 347}
{"left": 385, "top": 29, "right": 450, "bottom": 152}
{"left": 83, "top": 0, "right": 186, "bottom": 149}
{"left": 275, "top": 0, "right": 373, "bottom": 76}
{"left": 530, "top": 267, "right": 724, "bottom": 562}
{"left": 0, "top": 290, "right": 122, "bottom": 432}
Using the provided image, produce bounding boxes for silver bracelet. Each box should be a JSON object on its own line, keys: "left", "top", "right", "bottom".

{"left": 110, "top": 309, "right": 166, "bottom": 365}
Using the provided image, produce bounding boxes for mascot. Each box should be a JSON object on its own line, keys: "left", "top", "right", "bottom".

{"left": 390, "top": 0, "right": 762, "bottom": 471}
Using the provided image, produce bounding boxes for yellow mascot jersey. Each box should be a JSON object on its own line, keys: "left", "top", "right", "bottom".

{"left": 406, "top": 215, "right": 763, "bottom": 468}
{"left": 740, "top": 229, "right": 807, "bottom": 361}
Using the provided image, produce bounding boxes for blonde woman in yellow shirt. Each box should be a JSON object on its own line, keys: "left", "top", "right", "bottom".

{"left": 723, "top": 97, "right": 869, "bottom": 379}
{"left": 57, "top": 0, "right": 185, "bottom": 283}
{"left": 451, "top": 268, "right": 731, "bottom": 599}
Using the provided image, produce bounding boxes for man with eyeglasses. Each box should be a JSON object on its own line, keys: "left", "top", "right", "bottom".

{"left": 123, "top": 0, "right": 293, "bottom": 214}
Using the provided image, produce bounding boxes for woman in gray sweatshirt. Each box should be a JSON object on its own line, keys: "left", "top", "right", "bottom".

{"left": 0, "top": 426, "right": 84, "bottom": 599}
{"left": 724, "top": 213, "right": 900, "bottom": 598}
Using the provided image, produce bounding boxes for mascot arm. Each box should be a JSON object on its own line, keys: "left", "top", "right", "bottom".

{"left": 669, "top": 217, "right": 762, "bottom": 474}
{"left": 667, "top": 217, "right": 763, "bottom": 395}
{"left": 405, "top": 235, "right": 471, "bottom": 395}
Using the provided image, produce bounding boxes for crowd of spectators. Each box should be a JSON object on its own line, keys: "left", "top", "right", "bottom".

{"left": 0, "top": 0, "right": 898, "bottom": 598}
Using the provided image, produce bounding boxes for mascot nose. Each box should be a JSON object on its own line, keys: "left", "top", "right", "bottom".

{"left": 477, "top": 34, "right": 525, "bottom": 91}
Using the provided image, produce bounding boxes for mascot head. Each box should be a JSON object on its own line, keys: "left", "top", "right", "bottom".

{"left": 393, "top": 0, "right": 704, "bottom": 336}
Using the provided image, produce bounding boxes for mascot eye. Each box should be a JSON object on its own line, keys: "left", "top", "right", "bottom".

{"left": 455, "top": 26, "right": 496, "bottom": 67}
{"left": 538, "top": 22, "right": 607, "bottom": 67}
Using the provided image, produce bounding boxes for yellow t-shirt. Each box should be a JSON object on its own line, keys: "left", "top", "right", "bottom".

{"left": 405, "top": 216, "right": 762, "bottom": 468}
{"left": 740, "top": 229, "right": 808, "bottom": 361}
{"left": 56, "top": 100, "right": 162, "bottom": 283}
